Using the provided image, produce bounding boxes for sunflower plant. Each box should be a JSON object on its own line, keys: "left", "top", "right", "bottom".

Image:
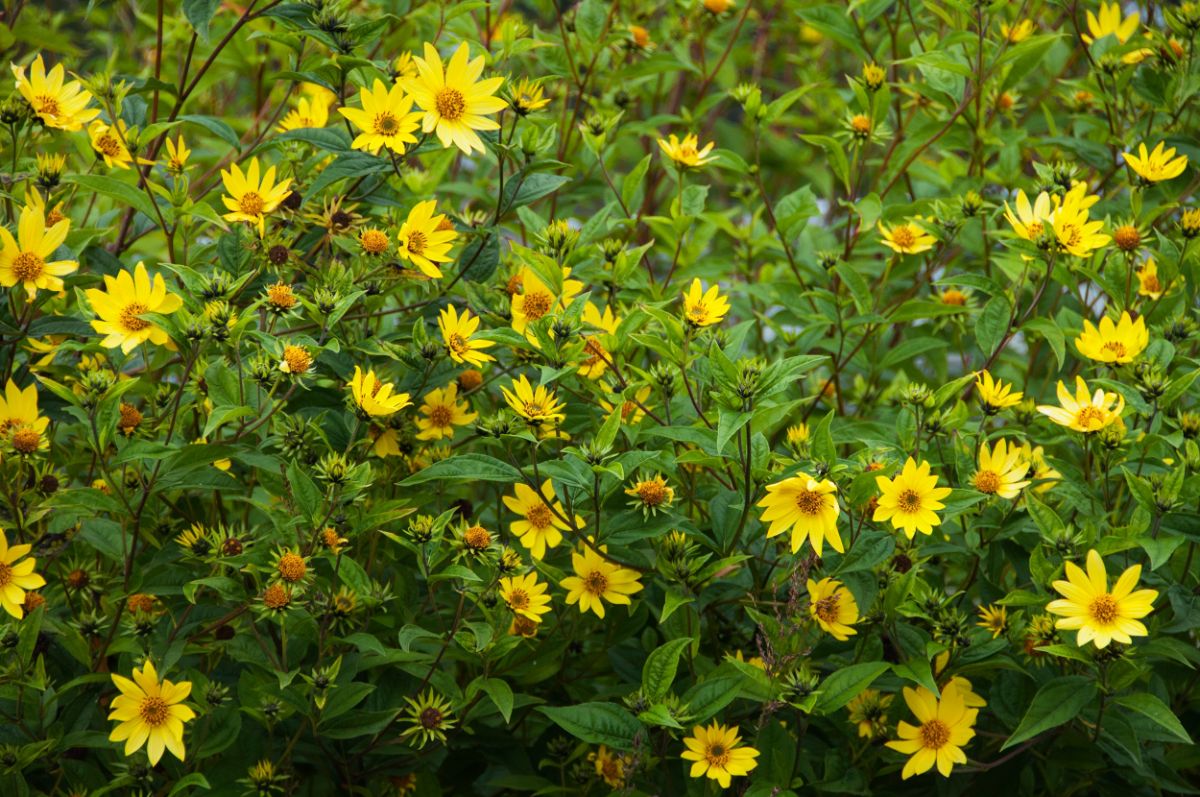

{"left": 0, "top": 0, "right": 1198, "bottom": 795}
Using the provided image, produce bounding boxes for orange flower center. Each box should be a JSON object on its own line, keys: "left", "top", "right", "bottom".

{"left": 506, "top": 588, "right": 530, "bottom": 610}
{"left": 525, "top": 503, "right": 553, "bottom": 530}
{"left": 374, "top": 112, "right": 400, "bottom": 135}
{"left": 1100, "top": 341, "right": 1127, "bottom": 359}
{"left": 705, "top": 743, "right": 730, "bottom": 768}
{"left": 464, "top": 526, "right": 490, "bottom": 549}
{"left": 1076, "top": 406, "right": 1105, "bottom": 429}
{"left": 120, "top": 302, "right": 151, "bottom": 332}
{"left": 794, "top": 489, "right": 825, "bottom": 516}
{"left": 435, "top": 88, "right": 466, "bottom": 121}
{"left": 360, "top": 229, "right": 389, "bottom": 254}
{"left": 635, "top": 481, "right": 669, "bottom": 506}
{"left": 11, "top": 426, "right": 40, "bottom": 454}
{"left": 919, "top": 719, "right": 950, "bottom": 749}
{"left": 239, "top": 191, "right": 265, "bottom": 216}
{"left": 12, "top": 251, "right": 45, "bottom": 282}
{"left": 403, "top": 230, "right": 428, "bottom": 256}
{"left": 890, "top": 225, "right": 917, "bottom": 249}
{"left": 447, "top": 333, "right": 468, "bottom": 355}
{"left": 973, "top": 470, "right": 1000, "bottom": 494}
{"left": 139, "top": 695, "right": 170, "bottom": 727}
{"left": 583, "top": 570, "right": 609, "bottom": 596}
{"left": 263, "top": 583, "right": 290, "bottom": 609}
{"left": 521, "top": 290, "right": 552, "bottom": 321}
{"left": 34, "top": 95, "right": 61, "bottom": 116}
{"left": 95, "top": 133, "right": 123, "bottom": 157}
{"left": 896, "top": 489, "right": 922, "bottom": 513}
{"left": 277, "top": 552, "right": 306, "bottom": 582}
{"left": 813, "top": 593, "right": 840, "bottom": 623}
{"left": 1089, "top": 594, "right": 1118, "bottom": 625}
{"left": 282, "top": 346, "right": 312, "bottom": 374}
{"left": 429, "top": 404, "right": 454, "bottom": 427}
{"left": 0, "top": 561, "right": 12, "bottom": 587}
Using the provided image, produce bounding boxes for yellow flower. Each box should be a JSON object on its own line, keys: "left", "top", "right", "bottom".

{"left": 404, "top": 42, "right": 507, "bottom": 156}
{"left": 86, "top": 262, "right": 183, "bottom": 353}
{"left": 847, "top": 690, "right": 893, "bottom": 740}
{"left": 349, "top": 366, "right": 411, "bottom": 417}
{"left": 1075, "top": 311, "right": 1148, "bottom": 363}
{"left": 1046, "top": 549, "right": 1157, "bottom": 648}
{"left": 657, "top": 133, "right": 717, "bottom": 169}
{"left": 757, "top": 474, "right": 841, "bottom": 555}
{"left": 415, "top": 383, "right": 476, "bottom": 441}
{"left": 0, "top": 379, "right": 48, "bottom": 442}
{"left": 0, "top": 203, "right": 78, "bottom": 298}
{"left": 12, "top": 54, "right": 100, "bottom": 130}
{"left": 1136, "top": 257, "right": 1165, "bottom": 299}
{"left": 439, "top": 304, "right": 495, "bottom": 366}
{"left": 1036, "top": 376, "right": 1124, "bottom": 433}
{"left": 393, "top": 52, "right": 419, "bottom": 81}
{"left": 977, "top": 604, "right": 1008, "bottom": 638}
{"left": 397, "top": 200, "right": 457, "bottom": 278}
{"left": 682, "top": 277, "right": 730, "bottom": 327}
{"left": 786, "top": 423, "right": 810, "bottom": 446}
{"left": 873, "top": 457, "right": 953, "bottom": 539}
{"left": 878, "top": 220, "right": 936, "bottom": 254}
{"left": 1124, "top": 141, "right": 1188, "bottom": 183}
{"left": 499, "top": 571, "right": 552, "bottom": 622}
{"left": 885, "top": 680, "right": 978, "bottom": 779}
{"left": 503, "top": 480, "right": 570, "bottom": 560}
{"left": 220, "top": 157, "right": 293, "bottom": 237}
{"left": 562, "top": 543, "right": 643, "bottom": 618}
{"left": 625, "top": 473, "right": 675, "bottom": 515}
{"left": 578, "top": 301, "right": 619, "bottom": 380}
{"left": 1052, "top": 182, "right": 1109, "bottom": 257}
{"left": 510, "top": 266, "right": 583, "bottom": 342}
{"left": 1003, "top": 188, "right": 1053, "bottom": 242}
{"left": 598, "top": 385, "right": 653, "bottom": 425}
{"left": 163, "top": 134, "right": 191, "bottom": 172}
{"left": 358, "top": 227, "right": 390, "bottom": 256}
{"left": 500, "top": 374, "right": 566, "bottom": 426}
{"left": 0, "top": 530, "right": 46, "bottom": 619}
{"left": 399, "top": 689, "right": 455, "bottom": 749}
{"left": 1017, "top": 442, "right": 1060, "bottom": 494}
{"left": 680, "top": 721, "right": 759, "bottom": 788}
{"left": 107, "top": 661, "right": 196, "bottom": 765}
{"left": 88, "top": 119, "right": 136, "bottom": 170}
{"left": 510, "top": 77, "right": 550, "bottom": 115}
{"left": 972, "top": 439, "right": 1030, "bottom": 499}
{"left": 589, "top": 745, "right": 629, "bottom": 788}
{"left": 1083, "top": 1, "right": 1139, "bottom": 44}
{"left": 278, "top": 93, "right": 330, "bottom": 132}
{"left": 975, "top": 370, "right": 1022, "bottom": 411}
{"left": 337, "top": 79, "right": 421, "bottom": 155}
{"left": 278, "top": 345, "right": 312, "bottom": 375}
{"left": 807, "top": 577, "right": 859, "bottom": 640}
{"left": 1001, "top": 19, "right": 1035, "bottom": 42}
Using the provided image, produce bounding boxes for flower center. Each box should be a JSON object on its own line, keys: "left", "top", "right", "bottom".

{"left": 403, "top": 230, "right": 428, "bottom": 256}
{"left": 447, "top": 332, "right": 468, "bottom": 354}
{"left": 896, "top": 489, "right": 922, "bottom": 513}
{"left": 1142, "top": 274, "right": 1161, "bottom": 292}
{"left": 794, "top": 489, "right": 825, "bottom": 516}
{"left": 239, "top": 191, "right": 265, "bottom": 216}
{"left": 278, "top": 552, "right": 306, "bottom": 582}
{"left": 584, "top": 570, "right": 608, "bottom": 596}
{"left": 429, "top": 404, "right": 454, "bottom": 427}
{"left": 1076, "top": 406, "right": 1105, "bottom": 429}
{"left": 95, "top": 134, "right": 122, "bottom": 157}
{"left": 636, "top": 481, "right": 669, "bottom": 506}
{"left": 374, "top": 112, "right": 400, "bottom": 135}
{"left": 34, "top": 95, "right": 61, "bottom": 116}
{"left": 891, "top": 226, "right": 916, "bottom": 248}
{"left": 361, "top": 229, "right": 389, "bottom": 253}
{"left": 0, "top": 561, "right": 11, "bottom": 587}
{"left": 464, "top": 526, "right": 490, "bottom": 548}
{"left": 706, "top": 743, "right": 730, "bottom": 768}
{"left": 525, "top": 503, "right": 552, "bottom": 530}
{"left": 282, "top": 346, "right": 312, "bottom": 374}
{"left": 12, "top": 251, "right": 45, "bottom": 282}
{"left": 263, "top": 584, "right": 290, "bottom": 609}
{"left": 687, "top": 304, "right": 710, "bottom": 324}
{"left": 919, "top": 719, "right": 950, "bottom": 750}
{"left": 12, "top": 426, "right": 40, "bottom": 454}
{"left": 1100, "top": 341, "right": 1127, "bottom": 359}
{"left": 813, "top": 594, "right": 840, "bottom": 623}
{"left": 973, "top": 470, "right": 1000, "bottom": 494}
{"left": 507, "top": 589, "right": 530, "bottom": 610}
{"left": 139, "top": 696, "right": 170, "bottom": 727}
{"left": 521, "top": 290, "right": 552, "bottom": 321}
{"left": 435, "top": 88, "right": 466, "bottom": 121}
{"left": 1025, "top": 220, "right": 1044, "bottom": 238}
{"left": 120, "top": 302, "right": 151, "bottom": 332}
{"left": 1089, "top": 594, "right": 1119, "bottom": 626}
{"left": 420, "top": 707, "right": 443, "bottom": 729}
{"left": 1059, "top": 224, "right": 1083, "bottom": 248}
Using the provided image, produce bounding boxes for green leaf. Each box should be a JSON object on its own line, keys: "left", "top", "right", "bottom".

{"left": 976, "top": 294, "right": 1012, "bottom": 357}
{"left": 775, "top": 185, "right": 818, "bottom": 240}
{"left": 642, "top": 637, "right": 694, "bottom": 701}
{"left": 539, "top": 703, "right": 642, "bottom": 751}
{"left": 682, "top": 671, "right": 744, "bottom": 722}
{"left": 1113, "top": 693, "right": 1192, "bottom": 744}
{"left": 181, "top": 114, "right": 240, "bottom": 148}
{"left": 1001, "top": 676, "right": 1097, "bottom": 750}
{"left": 480, "top": 677, "right": 515, "bottom": 724}
{"left": 183, "top": 0, "right": 221, "bottom": 40}
{"left": 622, "top": 154, "right": 652, "bottom": 212}
{"left": 399, "top": 454, "right": 521, "bottom": 486}
{"left": 167, "top": 773, "right": 211, "bottom": 797}
{"left": 62, "top": 174, "right": 167, "bottom": 224}
{"left": 287, "top": 460, "right": 323, "bottom": 521}
{"left": 501, "top": 172, "right": 569, "bottom": 215}
{"left": 813, "top": 662, "right": 890, "bottom": 715}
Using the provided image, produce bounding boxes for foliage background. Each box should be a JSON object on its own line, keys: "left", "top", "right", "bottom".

{"left": 1, "top": 0, "right": 1199, "bottom": 794}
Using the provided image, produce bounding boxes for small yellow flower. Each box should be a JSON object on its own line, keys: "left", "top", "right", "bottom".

{"left": 503, "top": 480, "right": 571, "bottom": 560}
{"left": 348, "top": 366, "right": 411, "bottom": 417}
{"left": 399, "top": 690, "right": 455, "bottom": 749}
{"left": 1074, "top": 311, "right": 1148, "bottom": 364}
{"left": 163, "top": 134, "right": 191, "bottom": 172}
{"left": 1083, "top": 1, "right": 1139, "bottom": 44}
{"left": 397, "top": 200, "right": 457, "bottom": 278}
{"left": 589, "top": 745, "right": 630, "bottom": 788}
{"left": 1003, "top": 189, "right": 1053, "bottom": 242}
{"left": 358, "top": 227, "right": 390, "bottom": 255}
{"left": 807, "top": 577, "right": 859, "bottom": 640}
{"left": 403, "top": 42, "right": 507, "bottom": 156}
{"left": 88, "top": 119, "right": 134, "bottom": 170}
{"left": 0, "top": 203, "right": 78, "bottom": 299}
{"left": 220, "top": 158, "right": 293, "bottom": 237}
{"left": 439, "top": 304, "right": 495, "bottom": 366}
{"left": 975, "top": 370, "right": 1022, "bottom": 412}
{"left": 885, "top": 681, "right": 979, "bottom": 779}
{"left": 657, "top": 133, "right": 717, "bottom": 169}
{"left": 562, "top": 543, "right": 643, "bottom": 618}
{"left": 680, "top": 721, "right": 759, "bottom": 788}
{"left": 1124, "top": 141, "right": 1188, "bottom": 184}
{"left": 878, "top": 220, "right": 936, "bottom": 254}
{"left": 500, "top": 374, "right": 566, "bottom": 426}
{"left": 682, "top": 278, "right": 730, "bottom": 327}
{"left": 337, "top": 79, "right": 421, "bottom": 155}
{"left": 1017, "top": 442, "right": 1060, "bottom": 494}
{"left": 499, "top": 571, "right": 552, "bottom": 622}
{"left": 1052, "top": 182, "right": 1110, "bottom": 257}
{"left": 1135, "top": 257, "right": 1165, "bottom": 299}
{"left": 107, "top": 661, "right": 195, "bottom": 765}
{"left": 1036, "top": 376, "right": 1124, "bottom": 433}
{"left": 848, "top": 690, "right": 893, "bottom": 740}
{"left": 1001, "top": 19, "right": 1036, "bottom": 42}
{"left": 12, "top": 54, "right": 100, "bottom": 130}
{"left": 278, "top": 345, "right": 312, "bottom": 375}
{"left": 578, "top": 301, "right": 619, "bottom": 380}
{"left": 509, "top": 77, "right": 550, "bottom": 114}
{"left": 1046, "top": 549, "right": 1157, "bottom": 648}
{"left": 873, "top": 457, "right": 952, "bottom": 539}
{"left": 415, "top": 383, "right": 476, "bottom": 441}
{"left": 972, "top": 439, "right": 1030, "bottom": 499}
{"left": 757, "top": 474, "right": 841, "bottom": 555}
{"left": 0, "top": 530, "right": 47, "bottom": 618}
{"left": 86, "top": 262, "right": 183, "bottom": 353}
{"left": 977, "top": 604, "right": 1008, "bottom": 638}
{"left": 278, "top": 93, "right": 331, "bottom": 132}
{"left": 625, "top": 473, "right": 675, "bottom": 516}
{"left": 509, "top": 266, "right": 583, "bottom": 344}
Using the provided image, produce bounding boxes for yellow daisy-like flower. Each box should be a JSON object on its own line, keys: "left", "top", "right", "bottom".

{"left": 807, "top": 577, "right": 859, "bottom": 641}
{"left": 278, "top": 93, "right": 331, "bottom": 132}
{"left": 415, "top": 383, "right": 477, "bottom": 441}
{"left": 107, "top": 661, "right": 196, "bottom": 765}
{"left": 510, "top": 266, "right": 583, "bottom": 343}
{"left": 1017, "top": 442, "right": 1060, "bottom": 494}
{"left": 502, "top": 480, "right": 570, "bottom": 560}
{"left": 598, "top": 385, "right": 653, "bottom": 425}
{"left": 404, "top": 42, "right": 507, "bottom": 156}
{"left": 397, "top": 200, "right": 457, "bottom": 278}
{"left": 680, "top": 721, "right": 759, "bottom": 788}
{"left": 578, "top": 301, "right": 619, "bottom": 380}
{"left": 873, "top": 457, "right": 953, "bottom": 539}
{"left": 500, "top": 374, "right": 566, "bottom": 426}
{"left": 977, "top": 604, "right": 1008, "bottom": 638}
{"left": 86, "top": 262, "right": 183, "bottom": 353}
{"left": 0, "top": 203, "right": 78, "bottom": 298}
{"left": 1135, "top": 258, "right": 1165, "bottom": 299}
{"left": 1003, "top": 188, "right": 1053, "bottom": 242}
{"left": 1046, "top": 549, "right": 1157, "bottom": 648}
{"left": 0, "top": 379, "right": 47, "bottom": 440}
{"left": 589, "top": 745, "right": 629, "bottom": 788}
{"left": 509, "top": 77, "right": 550, "bottom": 115}
{"left": 625, "top": 473, "right": 675, "bottom": 516}
{"left": 278, "top": 344, "right": 312, "bottom": 375}
{"left": 757, "top": 474, "right": 842, "bottom": 555}
{"left": 498, "top": 571, "right": 552, "bottom": 622}
{"left": 561, "top": 544, "right": 643, "bottom": 618}
{"left": 657, "top": 133, "right": 717, "bottom": 169}
{"left": 1001, "top": 19, "right": 1036, "bottom": 42}
{"left": 682, "top": 277, "right": 730, "bottom": 327}
{"left": 12, "top": 54, "right": 100, "bottom": 130}
{"left": 348, "top": 366, "right": 411, "bottom": 417}
{"left": 0, "top": 530, "right": 47, "bottom": 619}
{"left": 1036, "top": 376, "right": 1125, "bottom": 433}
{"left": 878, "top": 220, "right": 936, "bottom": 254}
{"left": 1052, "top": 183, "right": 1109, "bottom": 257}
{"left": 1083, "top": 1, "right": 1139, "bottom": 44}
{"left": 972, "top": 439, "right": 1030, "bottom": 500}
{"left": 439, "top": 304, "right": 495, "bottom": 366}
{"left": 975, "top": 370, "right": 1022, "bottom": 412}
{"left": 88, "top": 119, "right": 134, "bottom": 170}
{"left": 1124, "top": 141, "right": 1188, "bottom": 183}
{"left": 220, "top": 157, "right": 293, "bottom": 237}
{"left": 163, "top": 134, "right": 191, "bottom": 172}
{"left": 847, "top": 690, "right": 894, "bottom": 740}
{"left": 885, "top": 680, "right": 979, "bottom": 779}
{"left": 337, "top": 79, "right": 421, "bottom": 155}
{"left": 1075, "top": 311, "right": 1148, "bottom": 364}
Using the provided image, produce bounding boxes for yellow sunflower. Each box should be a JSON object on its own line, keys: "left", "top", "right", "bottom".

{"left": 1003, "top": 189, "right": 1053, "bottom": 242}
{"left": 886, "top": 680, "right": 979, "bottom": 779}
{"left": 1135, "top": 258, "right": 1166, "bottom": 299}
{"left": 1083, "top": 1, "right": 1139, "bottom": 44}
{"left": 0, "top": 530, "right": 47, "bottom": 619}
{"left": 972, "top": 439, "right": 1030, "bottom": 499}
{"left": 88, "top": 119, "right": 135, "bottom": 170}
{"left": 561, "top": 543, "right": 643, "bottom": 618}
{"left": 879, "top": 220, "right": 936, "bottom": 254}
{"left": 680, "top": 721, "right": 759, "bottom": 788}
{"left": 1046, "top": 549, "right": 1157, "bottom": 648}
{"left": 500, "top": 374, "right": 566, "bottom": 427}
{"left": 657, "top": 133, "right": 717, "bottom": 169}
{"left": 502, "top": 480, "right": 571, "bottom": 560}
{"left": 0, "top": 203, "right": 78, "bottom": 298}
{"left": 404, "top": 42, "right": 508, "bottom": 156}
{"left": 107, "top": 660, "right": 196, "bottom": 765}
{"left": 415, "top": 383, "right": 477, "bottom": 441}
{"left": 1036, "top": 376, "right": 1124, "bottom": 433}
{"left": 975, "top": 370, "right": 1022, "bottom": 412}
{"left": 757, "top": 474, "right": 842, "bottom": 555}
{"left": 220, "top": 157, "right": 293, "bottom": 237}
{"left": 873, "top": 457, "right": 953, "bottom": 538}
{"left": 977, "top": 604, "right": 1008, "bottom": 638}
{"left": 397, "top": 200, "right": 457, "bottom": 277}
{"left": 510, "top": 266, "right": 583, "bottom": 343}
{"left": 1074, "top": 311, "right": 1149, "bottom": 364}
{"left": 278, "top": 93, "right": 331, "bottom": 132}
{"left": 337, "top": 79, "right": 421, "bottom": 155}
{"left": 1124, "top": 141, "right": 1188, "bottom": 183}
{"left": 438, "top": 304, "right": 495, "bottom": 366}
{"left": 348, "top": 366, "right": 411, "bottom": 417}
{"left": 86, "top": 262, "right": 183, "bottom": 353}
{"left": 682, "top": 278, "right": 730, "bottom": 327}
{"left": 807, "top": 577, "right": 859, "bottom": 640}
{"left": 12, "top": 54, "right": 100, "bottom": 130}
{"left": 498, "top": 571, "right": 552, "bottom": 622}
